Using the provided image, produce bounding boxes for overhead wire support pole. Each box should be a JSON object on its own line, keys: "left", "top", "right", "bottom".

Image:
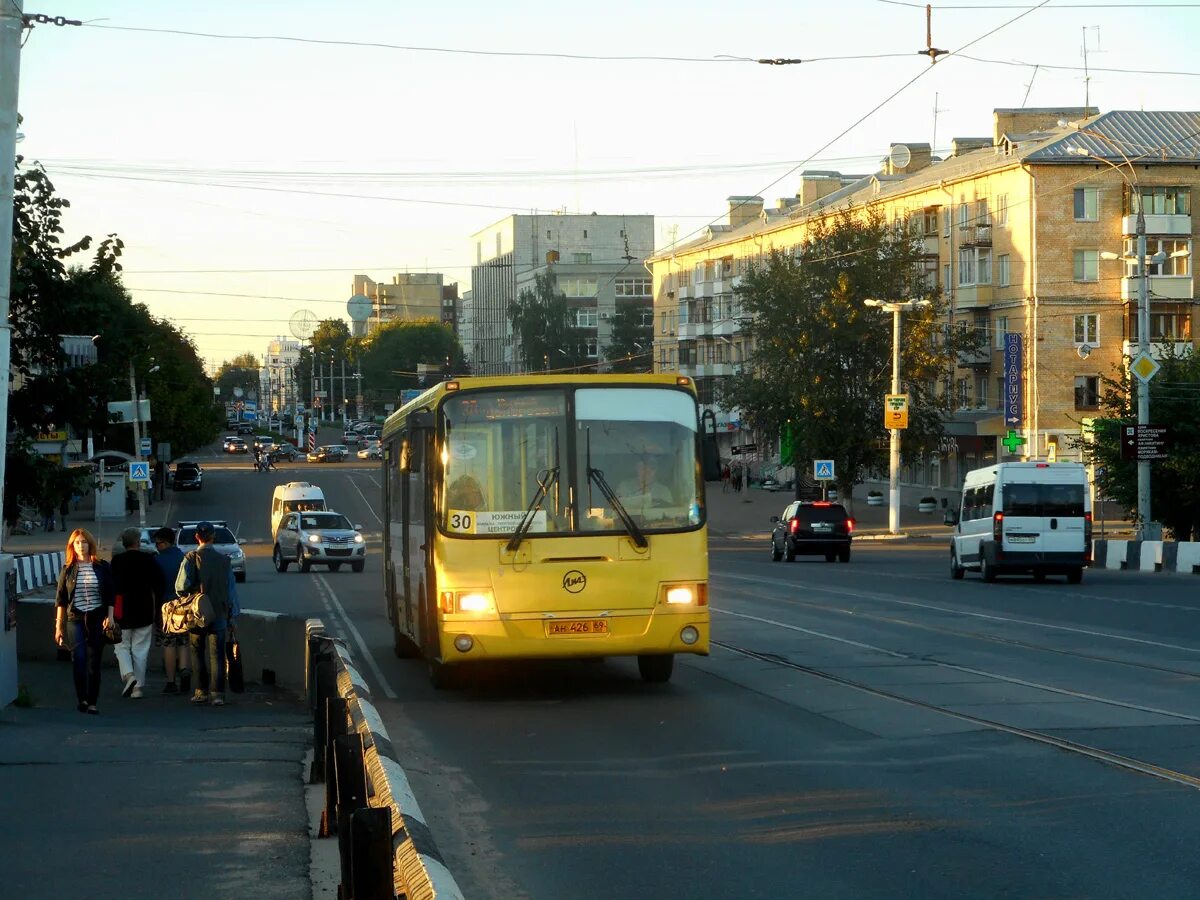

{"left": 0, "top": 1, "right": 24, "bottom": 553}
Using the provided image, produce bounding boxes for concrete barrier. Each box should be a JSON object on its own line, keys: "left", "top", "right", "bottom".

{"left": 1092, "top": 540, "right": 1200, "bottom": 575}
{"left": 15, "top": 552, "right": 65, "bottom": 594}
{"left": 308, "top": 622, "right": 464, "bottom": 900}
{"left": 16, "top": 597, "right": 311, "bottom": 698}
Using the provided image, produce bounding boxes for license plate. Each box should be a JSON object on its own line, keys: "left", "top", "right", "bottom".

{"left": 546, "top": 619, "right": 609, "bottom": 636}
{"left": 812, "top": 523, "right": 832, "bottom": 532}
{"left": 1008, "top": 535, "right": 1036, "bottom": 544}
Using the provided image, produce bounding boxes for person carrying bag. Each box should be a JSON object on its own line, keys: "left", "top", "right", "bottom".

{"left": 174, "top": 522, "right": 231, "bottom": 706}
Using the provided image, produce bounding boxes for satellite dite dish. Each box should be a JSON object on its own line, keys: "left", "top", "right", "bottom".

{"left": 347, "top": 294, "right": 372, "bottom": 322}
{"left": 289, "top": 309, "right": 318, "bottom": 341}
{"left": 889, "top": 143, "right": 912, "bottom": 170}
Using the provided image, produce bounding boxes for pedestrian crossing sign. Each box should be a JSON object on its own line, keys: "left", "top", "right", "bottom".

{"left": 129, "top": 461, "right": 150, "bottom": 483}
{"left": 814, "top": 460, "right": 835, "bottom": 481}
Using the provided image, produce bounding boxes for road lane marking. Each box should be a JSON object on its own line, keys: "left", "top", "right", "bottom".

{"left": 346, "top": 473, "right": 383, "bottom": 526}
{"left": 315, "top": 573, "right": 397, "bottom": 700}
{"left": 717, "top": 572, "right": 1200, "bottom": 656}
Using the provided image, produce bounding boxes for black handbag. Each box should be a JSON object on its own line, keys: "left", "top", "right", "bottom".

{"left": 102, "top": 620, "right": 123, "bottom": 644}
{"left": 227, "top": 640, "right": 245, "bottom": 693}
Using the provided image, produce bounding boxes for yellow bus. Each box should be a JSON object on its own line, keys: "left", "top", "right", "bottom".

{"left": 380, "top": 374, "right": 717, "bottom": 688}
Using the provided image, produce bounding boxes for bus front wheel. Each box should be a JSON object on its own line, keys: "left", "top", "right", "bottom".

{"left": 637, "top": 654, "right": 674, "bottom": 684}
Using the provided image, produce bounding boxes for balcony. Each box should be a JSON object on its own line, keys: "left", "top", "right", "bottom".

{"left": 676, "top": 286, "right": 691, "bottom": 300}
{"left": 959, "top": 223, "right": 992, "bottom": 246}
{"left": 1120, "top": 276, "right": 1193, "bottom": 300}
{"left": 694, "top": 280, "right": 714, "bottom": 299}
{"left": 957, "top": 347, "right": 991, "bottom": 368}
{"left": 678, "top": 322, "right": 698, "bottom": 339}
{"left": 922, "top": 235, "right": 941, "bottom": 255}
{"left": 1122, "top": 340, "right": 1193, "bottom": 360}
{"left": 954, "top": 284, "right": 993, "bottom": 309}
{"left": 1122, "top": 214, "right": 1191, "bottom": 236}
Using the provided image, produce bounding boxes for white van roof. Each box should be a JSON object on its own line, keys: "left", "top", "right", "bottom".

{"left": 963, "top": 461, "right": 1087, "bottom": 486}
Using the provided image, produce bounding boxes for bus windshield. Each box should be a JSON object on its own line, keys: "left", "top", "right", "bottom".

{"left": 439, "top": 386, "right": 701, "bottom": 537}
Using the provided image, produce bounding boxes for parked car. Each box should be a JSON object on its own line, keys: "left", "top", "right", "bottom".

{"left": 273, "top": 510, "right": 366, "bottom": 573}
{"left": 111, "top": 525, "right": 164, "bottom": 556}
{"left": 760, "top": 477, "right": 782, "bottom": 492}
{"left": 236, "top": 423, "right": 254, "bottom": 435}
{"left": 176, "top": 520, "right": 246, "bottom": 582}
{"left": 341, "top": 429, "right": 361, "bottom": 446}
{"left": 770, "top": 501, "right": 854, "bottom": 563}
{"left": 357, "top": 441, "right": 382, "bottom": 460}
{"left": 307, "top": 445, "right": 346, "bottom": 463}
{"left": 172, "top": 461, "right": 203, "bottom": 491}
{"left": 269, "top": 442, "right": 301, "bottom": 462}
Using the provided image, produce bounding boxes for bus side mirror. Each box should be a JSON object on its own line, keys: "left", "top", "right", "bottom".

{"left": 701, "top": 435, "right": 722, "bottom": 482}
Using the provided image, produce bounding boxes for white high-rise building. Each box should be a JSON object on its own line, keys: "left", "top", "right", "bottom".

{"left": 263, "top": 337, "right": 302, "bottom": 415}
{"left": 467, "top": 213, "right": 654, "bottom": 374}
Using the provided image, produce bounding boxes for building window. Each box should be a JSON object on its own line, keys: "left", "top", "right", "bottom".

{"left": 638, "top": 308, "right": 654, "bottom": 327}
{"left": 974, "top": 373, "right": 988, "bottom": 407}
{"left": 583, "top": 229, "right": 588, "bottom": 239}
{"left": 994, "top": 316, "right": 1008, "bottom": 350}
{"left": 943, "top": 264, "right": 951, "bottom": 293}
{"left": 660, "top": 311, "right": 668, "bottom": 334}
{"left": 574, "top": 308, "right": 598, "bottom": 328}
{"left": 561, "top": 277, "right": 598, "bottom": 297}
{"left": 997, "top": 193, "right": 1008, "bottom": 226}
{"left": 1129, "top": 307, "right": 1193, "bottom": 342}
{"left": 614, "top": 276, "right": 652, "bottom": 297}
{"left": 956, "top": 377, "right": 970, "bottom": 409}
{"left": 977, "top": 248, "right": 992, "bottom": 285}
{"left": 958, "top": 249, "right": 975, "bottom": 285}
{"left": 1073, "top": 249, "right": 1099, "bottom": 282}
{"left": 958, "top": 203, "right": 969, "bottom": 228}
{"left": 1127, "top": 186, "right": 1191, "bottom": 216}
{"left": 998, "top": 253, "right": 1011, "bottom": 287}
{"left": 995, "top": 377, "right": 1005, "bottom": 410}
{"left": 585, "top": 339, "right": 597, "bottom": 358}
{"left": 1073, "top": 187, "right": 1099, "bottom": 221}
{"left": 1074, "top": 314, "right": 1099, "bottom": 346}
{"left": 943, "top": 208, "right": 951, "bottom": 236}
{"left": 923, "top": 209, "right": 939, "bottom": 236}
{"left": 547, "top": 229, "right": 552, "bottom": 239}
{"left": 1074, "top": 375, "right": 1100, "bottom": 410}
{"left": 976, "top": 199, "right": 990, "bottom": 226}
{"left": 572, "top": 252, "right": 592, "bottom": 265}
{"left": 1123, "top": 238, "right": 1191, "bottom": 276}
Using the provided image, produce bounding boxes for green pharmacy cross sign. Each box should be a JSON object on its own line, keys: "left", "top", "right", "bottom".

{"left": 1001, "top": 430, "right": 1026, "bottom": 454}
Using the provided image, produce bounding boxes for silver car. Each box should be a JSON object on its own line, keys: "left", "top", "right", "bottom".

{"left": 176, "top": 520, "right": 247, "bottom": 582}
{"left": 272, "top": 510, "right": 365, "bottom": 573}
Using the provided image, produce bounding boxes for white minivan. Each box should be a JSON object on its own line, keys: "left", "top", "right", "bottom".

{"left": 270, "top": 481, "right": 327, "bottom": 539}
{"left": 948, "top": 462, "right": 1091, "bottom": 584}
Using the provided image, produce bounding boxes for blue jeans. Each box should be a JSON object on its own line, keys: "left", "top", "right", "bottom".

{"left": 70, "top": 610, "right": 106, "bottom": 705}
{"left": 189, "top": 619, "right": 227, "bottom": 696}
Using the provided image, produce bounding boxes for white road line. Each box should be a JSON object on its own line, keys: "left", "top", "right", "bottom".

{"left": 718, "top": 571, "right": 1200, "bottom": 656}
{"left": 315, "top": 573, "right": 397, "bottom": 700}
{"left": 346, "top": 472, "right": 383, "bottom": 526}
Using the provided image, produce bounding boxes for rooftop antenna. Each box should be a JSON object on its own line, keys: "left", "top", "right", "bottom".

{"left": 1081, "top": 26, "right": 1101, "bottom": 111}
{"left": 1020, "top": 64, "right": 1040, "bottom": 108}
{"left": 917, "top": 4, "right": 947, "bottom": 64}
{"left": 931, "top": 92, "right": 949, "bottom": 156}
{"left": 621, "top": 216, "right": 635, "bottom": 263}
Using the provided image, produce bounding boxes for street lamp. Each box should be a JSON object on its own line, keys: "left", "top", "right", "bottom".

{"left": 1065, "top": 131, "right": 1172, "bottom": 539}
{"left": 865, "top": 297, "right": 930, "bottom": 535}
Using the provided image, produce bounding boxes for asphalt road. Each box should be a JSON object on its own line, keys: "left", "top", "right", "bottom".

{"left": 189, "top": 447, "right": 1200, "bottom": 899}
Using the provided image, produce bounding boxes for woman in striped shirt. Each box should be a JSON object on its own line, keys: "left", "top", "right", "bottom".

{"left": 54, "top": 528, "right": 116, "bottom": 714}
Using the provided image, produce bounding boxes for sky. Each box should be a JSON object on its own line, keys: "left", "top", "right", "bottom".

{"left": 13, "top": 0, "right": 1200, "bottom": 370}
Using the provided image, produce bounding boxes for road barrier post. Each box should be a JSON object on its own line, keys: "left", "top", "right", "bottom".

{"left": 335, "top": 732, "right": 368, "bottom": 898}
{"left": 350, "top": 807, "right": 394, "bottom": 900}
{"left": 320, "top": 696, "right": 348, "bottom": 837}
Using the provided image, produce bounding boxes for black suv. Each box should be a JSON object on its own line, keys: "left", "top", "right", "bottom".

{"left": 173, "top": 461, "right": 203, "bottom": 491}
{"left": 770, "top": 501, "right": 854, "bottom": 563}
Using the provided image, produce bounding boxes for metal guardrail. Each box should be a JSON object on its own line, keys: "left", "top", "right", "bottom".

{"left": 307, "top": 622, "right": 465, "bottom": 900}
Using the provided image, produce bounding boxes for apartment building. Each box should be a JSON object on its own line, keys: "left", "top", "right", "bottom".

{"left": 467, "top": 213, "right": 654, "bottom": 374}
{"left": 351, "top": 273, "right": 452, "bottom": 338}
{"left": 648, "top": 107, "right": 1199, "bottom": 487}
{"left": 262, "top": 336, "right": 302, "bottom": 414}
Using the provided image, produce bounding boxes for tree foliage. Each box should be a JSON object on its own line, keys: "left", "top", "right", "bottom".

{"left": 214, "top": 352, "right": 261, "bottom": 403}
{"left": 356, "top": 321, "right": 466, "bottom": 407}
{"left": 722, "top": 206, "right": 976, "bottom": 501}
{"left": 1076, "top": 348, "right": 1200, "bottom": 540}
{"left": 604, "top": 307, "right": 653, "bottom": 373}
{"left": 508, "top": 271, "right": 590, "bottom": 373}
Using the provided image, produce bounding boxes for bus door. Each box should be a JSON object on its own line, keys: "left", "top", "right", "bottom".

{"left": 404, "top": 411, "right": 439, "bottom": 657}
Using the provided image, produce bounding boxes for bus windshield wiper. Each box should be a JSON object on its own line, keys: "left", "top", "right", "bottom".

{"left": 584, "top": 429, "right": 647, "bottom": 549}
{"left": 505, "top": 466, "right": 558, "bottom": 553}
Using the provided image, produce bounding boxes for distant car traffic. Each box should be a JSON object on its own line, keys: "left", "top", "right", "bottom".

{"left": 269, "top": 442, "right": 301, "bottom": 462}
{"left": 357, "top": 441, "right": 382, "bottom": 460}
{"left": 341, "top": 430, "right": 361, "bottom": 446}
{"left": 273, "top": 510, "right": 366, "bottom": 573}
{"left": 236, "top": 423, "right": 254, "bottom": 435}
{"left": 172, "top": 461, "right": 203, "bottom": 491}
{"left": 307, "top": 445, "right": 347, "bottom": 463}
{"left": 176, "top": 520, "right": 246, "bottom": 582}
{"left": 225, "top": 437, "right": 248, "bottom": 454}
{"left": 770, "top": 501, "right": 854, "bottom": 563}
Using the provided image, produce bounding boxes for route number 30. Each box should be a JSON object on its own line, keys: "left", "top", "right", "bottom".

{"left": 448, "top": 511, "right": 475, "bottom": 533}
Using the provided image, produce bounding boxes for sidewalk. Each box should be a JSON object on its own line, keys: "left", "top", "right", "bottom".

{"left": 0, "top": 653, "right": 313, "bottom": 899}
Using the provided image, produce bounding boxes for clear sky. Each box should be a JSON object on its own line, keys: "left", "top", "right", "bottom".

{"left": 14, "top": 0, "right": 1200, "bottom": 370}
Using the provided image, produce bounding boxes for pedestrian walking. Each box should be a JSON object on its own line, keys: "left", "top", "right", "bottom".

{"left": 53, "top": 529, "right": 116, "bottom": 714}
{"left": 176, "top": 521, "right": 232, "bottom": 706}
{"left": 721, "top": 464, "right": 730, "bottom": 493}
{"left": 59, "top": 494, "right": 70, "bottom": 533}
{"left": 153, "top": 527, "right": 192, "bottom": 694}
{"left": 111, "top": 527, "right": 165, "bottom": 699}
{"left": 40, "top": 499, "right": 56, "bottom": 533}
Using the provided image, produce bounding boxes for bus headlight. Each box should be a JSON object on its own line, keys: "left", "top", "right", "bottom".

{"left": 662, "top": 583, "right": 707, "bottom": 606}
{"left": 457, "top": 590, "right": 494, "bottom": 613}
{"left": 680, "top": 626, "right": 699, "bottom": 645}
{"left": 453, "top": 634, "right": 474, "bottom": 653}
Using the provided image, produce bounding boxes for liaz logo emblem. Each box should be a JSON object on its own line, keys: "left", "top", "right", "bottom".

{"left": 562, "top": 570, "right": 586, "bottom": 593}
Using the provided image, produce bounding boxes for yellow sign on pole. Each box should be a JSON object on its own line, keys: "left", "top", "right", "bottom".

{"left": 884, "top": 393, "right": 910, "bottom": 429}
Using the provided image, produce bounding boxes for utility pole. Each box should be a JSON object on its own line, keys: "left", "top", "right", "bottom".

{"left": 128, "top": 361, "right": 147, "bottom": 528}
{"left": 1135, "top": 204, "right": 1152, "bottom": 539}
{"left": 0, "top": 2, "right": 23, "bottom": 553}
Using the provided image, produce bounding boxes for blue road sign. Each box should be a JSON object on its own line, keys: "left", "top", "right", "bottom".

{"left": 129, "top": 461, "right": 150, "bottom": 483}
{"left": 814, "top": 459, "right": 835, "bottom": 481}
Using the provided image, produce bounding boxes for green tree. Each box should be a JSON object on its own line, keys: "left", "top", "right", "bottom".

{"left": 214, "top": 352, "right": 261, "bottom": 404}
{"left": 723, "top": 206, "right": 975, "bottom": 502}
{"left": 604, "top": 307, "right": 653, "bottom": 373}
{"left": 508, "top": 270, "right": 590, "bottom": 373}
{"left": 357, "top": 321, "right": 465, "bottom": 407}
{"left": 1077, "top": 348, "right": 1200, "bottom": 540}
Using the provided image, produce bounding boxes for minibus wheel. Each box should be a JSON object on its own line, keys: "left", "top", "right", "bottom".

{"left": 950, "top": 547, "right": 964, "bottom": 580}
{"left": 638, "top": 654, "right": 675, "bottom": 683}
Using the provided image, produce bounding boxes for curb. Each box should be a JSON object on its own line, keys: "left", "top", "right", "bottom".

{"left": 1094, "top": 539, "right": 1200, "bottom": 574}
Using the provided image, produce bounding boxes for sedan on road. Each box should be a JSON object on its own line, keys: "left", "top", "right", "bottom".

{"left": 176, "top": 520, "right": 247, "bottom": 582}
{"left": 307, "top": 445, "right": 346, "bottom": 463}
{"left": 357, "top": 441, "right": 381, "bottom": 460}
{"left": 273, "top": 510, "right": 365, "bottom": 573}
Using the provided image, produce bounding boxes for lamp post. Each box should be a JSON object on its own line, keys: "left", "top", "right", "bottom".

{"left": 127, "top": 358, "right": 159, "bottom": 529}
{"left": 865, "top": 298, "right": 930, "bottom": 535}
{"left": 1064, "top": 133, "right": 1188, "bottom": 540}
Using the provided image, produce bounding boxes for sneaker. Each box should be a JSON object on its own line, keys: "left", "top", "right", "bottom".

{"left": 77, "top": 701, "right": 88, "bottom": 713}
{"left": 131, "top": 686, "right": 144, "bottom": 699}
{"left": 121, "top": 674, "right": 136, "bottom": 698}
{"left": 179, "top": 670, "right": 192, "bottom": 694}
{"left": 210, "top": 695, "right": 225, "bottom": 707}
{"left": 163, "top": 681, "right": 179, "bottom": 694}
{"left": 190, "top": 690, "right": 210, "bottom": 704}
{"left": 87, "top": 705, "right": 99, "bottom": 715}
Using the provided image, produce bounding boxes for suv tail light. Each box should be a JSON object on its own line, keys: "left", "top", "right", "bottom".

{"left": 1084, "top": 512, "right": 1093, "bottom": 562}
{"left": 789, "top": 519, "right": 799, "bottom": 534}
{"left": 993, "top": 511, "right": 1004, "bottom": 543}
{"left": 846, "top": 518, "right": 855, "bottom": 534}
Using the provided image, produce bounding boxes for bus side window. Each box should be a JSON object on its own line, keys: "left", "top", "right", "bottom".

{"left": 963, "top": 487, "right": 976, "bottom": 521}
{"left": 983, "top": 483, "right": 995, "bottom": 515}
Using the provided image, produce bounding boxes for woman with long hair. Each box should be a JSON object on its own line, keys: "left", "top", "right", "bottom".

{"left": 54, "top": 528, "right": 116, "bottom": 714}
